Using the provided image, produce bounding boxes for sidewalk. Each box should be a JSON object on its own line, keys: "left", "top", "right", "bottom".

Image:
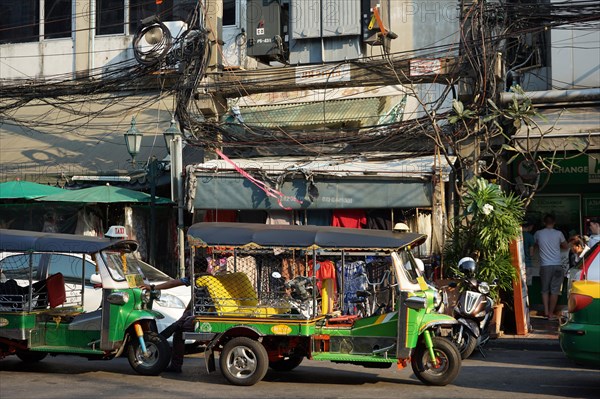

{"left": 490, "top": 311, "right": 561, "bottom": 351}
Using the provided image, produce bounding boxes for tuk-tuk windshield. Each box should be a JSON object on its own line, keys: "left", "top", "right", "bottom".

{"left": 102, "top": 251, "right": 133, "bottom": 282}
{"left": 397, "top": 248, "right": 420, "bottom": 284}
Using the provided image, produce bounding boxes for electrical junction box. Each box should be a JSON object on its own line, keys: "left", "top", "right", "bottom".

{"left": 246, "top": 0, "right": 285, "bottom": 61}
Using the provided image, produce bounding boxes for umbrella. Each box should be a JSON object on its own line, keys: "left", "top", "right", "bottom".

{"left": 35, "top": 184, "right": 172, "bottom": 204}
{"left": 0, "top": 180, "right": 67, "bottom": 199}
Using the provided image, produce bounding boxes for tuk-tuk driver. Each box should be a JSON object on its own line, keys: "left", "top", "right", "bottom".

{"left": 140, "top": 255, "right": 209, "bottom": 373}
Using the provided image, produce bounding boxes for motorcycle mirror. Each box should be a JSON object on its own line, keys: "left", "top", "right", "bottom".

{"left": 271, "top": 271, "right": 282, "bottom": 279}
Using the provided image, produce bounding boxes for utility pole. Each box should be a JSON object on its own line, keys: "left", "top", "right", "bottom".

{"left": 170, "top": 136, "right": 185, "bottom": 279}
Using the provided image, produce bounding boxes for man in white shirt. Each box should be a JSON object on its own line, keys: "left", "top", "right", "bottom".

{"left": 588, "top": 218, "right": 600, "bottom": 248}
{"left": 534, "top": 214, "right": 568, "bottom": 320}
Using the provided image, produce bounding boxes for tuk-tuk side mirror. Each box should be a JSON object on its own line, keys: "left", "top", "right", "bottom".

{"left": 90, "top": 273, "right": 102, "bottom": 287}
{"left": 404, "top": 296, "right": 427, "bottom": 310}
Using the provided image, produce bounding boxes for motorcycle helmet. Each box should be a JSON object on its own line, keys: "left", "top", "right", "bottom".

{"left": 458, "top": 257, "right": 477, "bottom": 277}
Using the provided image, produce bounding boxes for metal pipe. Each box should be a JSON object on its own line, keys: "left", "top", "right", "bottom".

{"left": 169, "top": 136, "right": 186, "bottom": 279}
{"left": 499, "top": 88, "right": 600, "bottom": 105}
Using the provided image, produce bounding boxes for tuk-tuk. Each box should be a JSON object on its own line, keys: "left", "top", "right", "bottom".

{"left": 0, "top": 228, "right": 171, "bottom": 375}
{"left": 184, "top": 222, "right": 461, "bottom": 386}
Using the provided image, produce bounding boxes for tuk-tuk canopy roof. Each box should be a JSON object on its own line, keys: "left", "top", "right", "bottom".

{"left": 187, "top": 223, "right": 427, "bottom": 251}
{"left": 0, "top": 229, "right": 138, "bottom": 254}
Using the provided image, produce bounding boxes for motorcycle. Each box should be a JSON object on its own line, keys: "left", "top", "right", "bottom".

{"left": 272, "top": 273, "right": 318, "bottom": 319}
{"left": 448, "top": 257, "right": 496, "bottom": 359}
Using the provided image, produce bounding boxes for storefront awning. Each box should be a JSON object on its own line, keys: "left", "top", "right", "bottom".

{"left": 189, "top": 154, "right": 454, "bottom": 210}
{"left": 513, "top": 106, "right": 600, "bottom": 151}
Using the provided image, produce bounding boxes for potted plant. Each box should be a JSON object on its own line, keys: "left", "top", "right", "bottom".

{"left": 443, "top": 177, "right": 525, "bottom": 332}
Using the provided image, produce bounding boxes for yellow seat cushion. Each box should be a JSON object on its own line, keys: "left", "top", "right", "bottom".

{"left": 195, "top": 272, "right": 288, "bottom": 317}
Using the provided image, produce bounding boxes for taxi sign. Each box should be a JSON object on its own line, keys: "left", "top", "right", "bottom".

{"left": 105, "top": 225, "right": 128, "bottom": 238}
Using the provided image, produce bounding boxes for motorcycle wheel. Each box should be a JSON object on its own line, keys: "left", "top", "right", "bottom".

{"left": 269, "top": 355, "right": 304, "bottom": 371}
{"left": 219, "top": 337, "right": 268, "bottom": 386}
{"left": 127, "top": 331, "right": 171, "bottom": 376}
{"left": 453, "top": 327, "right": 478, "bottom": 359}
{"left": 411, "top": 336, "right": 461, "bottom": 386}
{"left": 16, "top": 350, "right": 47, "bottom": 363}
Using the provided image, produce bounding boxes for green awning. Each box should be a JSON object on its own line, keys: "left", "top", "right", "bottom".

{"left": 194, "top": 175, "right": 432, "bottom": 210}
{"left": 35, "top": 184, "right": 172, "bottom": 204}
{"left": 0, "top": 180, "right": 67, "bottom": 199}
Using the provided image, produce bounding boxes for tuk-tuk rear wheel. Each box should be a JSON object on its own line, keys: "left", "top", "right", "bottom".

{"left": 16, "top": 350, "right": 47, "bottom": 363}
{"left": 269, "top": 355, "right": 304, "bottom": 371}
{"left": 411, "top": 336, "right": 461, "bottom": 386}
{"left": 219, "top": 337, "right": 268, "bottom": 386}
{"left": 127, "top": 331, "right": 171, "bottom": 376}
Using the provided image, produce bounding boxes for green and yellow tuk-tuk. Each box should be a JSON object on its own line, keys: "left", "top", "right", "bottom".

{"left": 185, "top": 222, "right": 461, "bottom": 386}
{"left": 0, "top": 228, "right": 170, "bottom": 375}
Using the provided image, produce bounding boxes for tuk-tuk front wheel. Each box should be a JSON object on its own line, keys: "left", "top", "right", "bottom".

{"left": 127, "top": 331, "right": 171, "bottom": 376}
{"left": 411, "top": 336, "right": 461, "bottom": 386}
{"left": 219, "top": 337, "right": 268, "bottom": 386}
{"left": 16, "top": 350, "right": 47, "bottom": 363}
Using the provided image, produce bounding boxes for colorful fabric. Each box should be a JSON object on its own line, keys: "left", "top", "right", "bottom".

{"left": 332, "top": 209, "right": 366, "bottom": 229}
{"left": 336, "top": 260, "right": 368, "bottom": 314}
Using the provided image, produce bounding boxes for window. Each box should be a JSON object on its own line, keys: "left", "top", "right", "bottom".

{"left": 45, "top": 0, "right": 72, "bottom": 39}
{"left": 97, "top": 0, "right": 125, "bottom": 35}
{"left": 47, "top": 254, "right": 96, "bottom": 284}
{"left": 0, "top": 254, "right": 43, "bottom": 281}
{"left": 0, "top": 0, "right": 39, "bottom": 44}
{"left": 126, "top": 255, "right": 171, "bottom": 281}
{"left": 223, "top": 0, "right": 237, "bottom": 26}
{"left": 129, "top": 0, "right": 173, "bottom": 34}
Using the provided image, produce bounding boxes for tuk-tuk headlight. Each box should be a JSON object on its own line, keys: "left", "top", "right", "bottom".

{"left": 141, "top": 289, "right": 151, "bottom": 304}
{"left": 107, "top": 291, "right": 130, "bottom": 305}
{"left": 478, "top": 282, "right": 490, "bottom": 295}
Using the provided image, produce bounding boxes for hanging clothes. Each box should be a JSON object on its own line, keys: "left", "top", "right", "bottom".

{"left": 332, "top": 209, "right": 367, "bottom": 229}
{"left": 281, "top": 257, "right": 307, "bottom": 281}
{"left": 306, "top": 210, "right": 332, "bottom": 226}
{"left": 366, "top": 209, "right": 393, "bottom": 230}
{"left": 226, "top": 255, "right": 258, "bottom": 289}
{"left": 266, "top": 210, "right": 295, "bottom": 225}
{"left": 336, "top": 260, "right": 368, "bottom": 315}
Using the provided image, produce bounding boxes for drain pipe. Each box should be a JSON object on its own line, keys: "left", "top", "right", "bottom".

{"left": 499, "top": 88, "right": 600, "bottom": 105}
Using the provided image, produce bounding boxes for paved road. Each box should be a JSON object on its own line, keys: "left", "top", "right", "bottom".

{"left": 1, "top": 346, "right": 598, "bottom": 398}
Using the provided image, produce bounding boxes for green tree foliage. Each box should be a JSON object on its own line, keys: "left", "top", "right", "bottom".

{"left": 445, "top": 177, "right": 525, "bottom": 300}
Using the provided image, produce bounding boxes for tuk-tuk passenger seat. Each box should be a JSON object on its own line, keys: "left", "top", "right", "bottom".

{"left": 195, "top": 272, "right": 288, "bottom": 317}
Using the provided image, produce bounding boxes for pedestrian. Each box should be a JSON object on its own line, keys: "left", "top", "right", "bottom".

{"left": 141, "top": 255, "right": 209, "bottom": 373}
{"left": 534, "top": 214, "right": 568, "bottom": 321}
{"left": 521, "top": 220, "right": 535, "bottom": 270}
{"left": 588, "top": 217, "right": 600, "bottom": 248}
{"left": 569, "top": 235, "right": 590, "bottom": 266}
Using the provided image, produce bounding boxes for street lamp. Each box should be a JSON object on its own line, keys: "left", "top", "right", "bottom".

{"left": 122, "top": 115, "right": 185, "bottom": 279}
{"left": 124, "top": 116, "right": 143, "bottom": 164}
{"left": 162, "top": 117, "right": 180, "bottom": 155}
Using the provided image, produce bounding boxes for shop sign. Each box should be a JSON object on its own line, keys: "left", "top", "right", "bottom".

{"left": 583, "top": 195, "right": 600, "bottom": 216}
{"left": 517, "top": 154, "right": 600, "bottom": 185}
{"left": 528, "top": 194, "right": 581, "bottom": 231}
{"left": 295, "top": 64, "right": 351, "bottom": 85}
{"left": 193, "top": 175, "right": 432, "bottom": 210}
